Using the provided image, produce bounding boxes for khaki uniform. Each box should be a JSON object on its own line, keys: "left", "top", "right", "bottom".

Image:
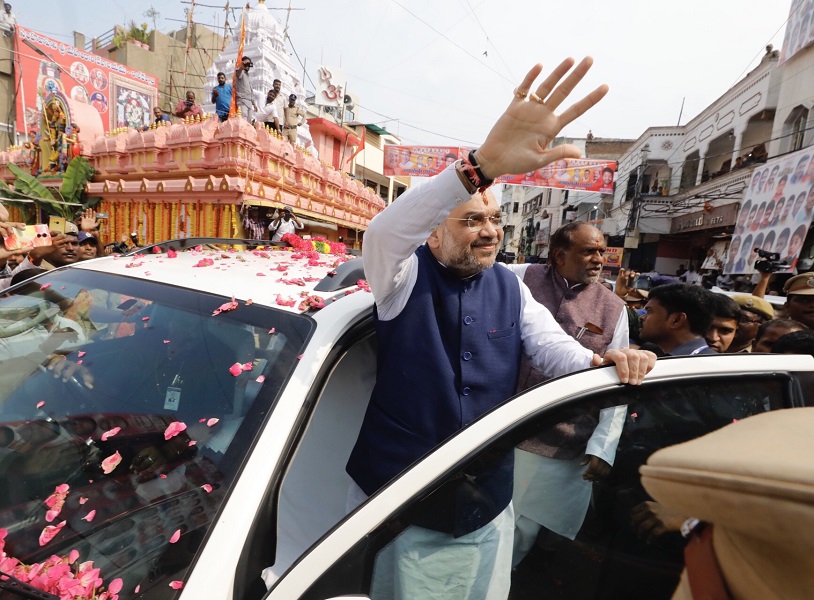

{"left": 282, "top": 105, "right": 305, "bottom": 143}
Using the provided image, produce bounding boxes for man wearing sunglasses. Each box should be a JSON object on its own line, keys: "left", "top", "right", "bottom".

{"left": 346, "top": 58, "right": 656, "bottom": 599}
{"left": 234, "top": 56, "right": 258, "bottom": 123}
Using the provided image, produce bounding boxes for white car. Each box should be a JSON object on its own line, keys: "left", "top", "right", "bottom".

{"left": 0, "top": 239, "right": 812, "bottom": 600}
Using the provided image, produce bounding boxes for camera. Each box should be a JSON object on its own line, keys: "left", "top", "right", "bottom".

{"left": 753, "top": 247, "right": 789, "bottom": 273}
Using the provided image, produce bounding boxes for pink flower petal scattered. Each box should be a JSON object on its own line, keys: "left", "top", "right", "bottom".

{"left": 151, "top": 246, "right": 162, "bottom": 254}
{"left": 135, "top": 584, "right": 141, "bottom": 593}
{"left": 159, "top": 473, "right": 167, "bottom": 479}
{"left": 297, "top": 354, "right": 303, "bottom": 360}
{"left": 169, "top": 529, "right": 181, "bottom": 544}
{"left": 242, "top": 362, "right": 252, "bottom": 371}
{"left": 268, "top": 327, "right": 276, "bottom": 334}
{"left": 76, "top": 360, "right": 83, "bottom": 365}
{"left": 169, "top": 581, "right": 184, "bottom": 590}
{"left": 68, "top": 549, "right": 80, "bottom": 564}
{"left": 732, "top": 418, "right": 740, "bottom": 423}
{"left": 275, "top": 294, "right": 295, "bottom": 307}
{"left": 188, "top": 440, "right": 197, "bottom": 446}
{"left": 212, "top": 296, "right": 238, "bottom": 316}
{"left": 199, "top": 418, "right": 206, "bottom": 423}
{"left": 256, "top": 375, "right": 265, "bottom": 383}
{"left": 256, "top": 272, "right": 266, "bottom": 276}
{"left": 36, "top": 400, "right": 45, "bottom": 409}
{"left": 109, "top": 578, "right": 124, "bottom": 594}
{"left": 164, "top": 421, "right": 187, "bottom": 440}
{"left": 81, "top": 510, "right": 96, "bottom": 522}
{"left": 39, "top": 282, "right": 52, "bottom": 290}
{"left": 228, "top": 362, "right": 243, "bottom": 377}
{"left": 101, "top": 427, "right": 121, "bottom": 441}
{"left": 630, "top": 412, "right": 638, "bottom": 418}
{"left": 39, "top": 520, "right": 66, "bottom": 546}
{"left": 207, "top": 418, "right": 219, "bottom": 427}
{"left": 101, "top": 451, "right": 122, "bottom": 474}
{"left": 141, "top": 316, "right": 150, "bottom": 322}
{"left": 44, "top": 484, "right": 69, "bottom": 522}
{"left": 78, "top": 497, "right": 88, "bottom": 505}
{"left": 167, "top": 248, "right": 177, "bottom": 258}
{"left": 201, "top": 484, "right": 213, "bottom": 493}
{"left": 77, "top": 351, "right": 86, "bottom": 358}
{"left": 193, "top": 258, "right": 214, "bottom": 267}
{"left": 163, "top": 339, "right": 171, "bottom": 344}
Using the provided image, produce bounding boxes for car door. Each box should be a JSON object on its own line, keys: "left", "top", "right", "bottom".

{"left": 262, "top": 354, "right": 813, "bottom": 600}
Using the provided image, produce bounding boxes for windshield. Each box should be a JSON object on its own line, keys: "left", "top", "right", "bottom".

{"left": 0, "top": 269, "right": 313, "bottom": 598}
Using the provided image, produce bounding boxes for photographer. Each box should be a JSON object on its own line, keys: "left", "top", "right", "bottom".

{"left": 173, "top": 91, "right": 204, "bottom": 119}
{"left": 268, "top": 207, "right": 303, "bottom": 243}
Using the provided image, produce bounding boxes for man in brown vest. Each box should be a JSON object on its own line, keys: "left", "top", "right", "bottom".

{"left": 508, "top": 221, "right": 628, "bottom": 566}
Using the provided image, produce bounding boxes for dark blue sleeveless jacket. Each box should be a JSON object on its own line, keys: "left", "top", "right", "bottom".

{"left": 346, "top": 244, "right": 522, "bottom": 535}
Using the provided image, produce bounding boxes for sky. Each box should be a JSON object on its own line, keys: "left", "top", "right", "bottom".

{"left": 17, "top": 0, "right": 793, "bottom": 147}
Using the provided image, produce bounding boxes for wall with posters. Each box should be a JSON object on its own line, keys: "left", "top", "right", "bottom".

{"left": 382, "top": 144, "right": 616, "bottom": 193}
{"left": 724, "top": 148, "right": 814, "bottom": 274}
{"left": 15, "top": 27, "right": 159, "bottom": 135}
{"left": 779, "top": 0, "right": 814, "bottom": 65}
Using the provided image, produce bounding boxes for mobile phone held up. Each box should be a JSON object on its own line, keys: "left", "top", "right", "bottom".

{"left": 48, "top": 216, "right": 66, "bottom": 234}
{"left": 4, "top": 225, "right": 51, "bottom": 251}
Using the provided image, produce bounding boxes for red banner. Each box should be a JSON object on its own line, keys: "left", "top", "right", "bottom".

{"left": 15, "top": 26, "right": 159, "bottom": 135}
{"left": 382, "top": 145, "right": 616, "bottom": 192}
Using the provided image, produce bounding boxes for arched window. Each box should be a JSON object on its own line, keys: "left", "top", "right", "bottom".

{"left": 785, "top": 106, "right": 809, "bottom": 152}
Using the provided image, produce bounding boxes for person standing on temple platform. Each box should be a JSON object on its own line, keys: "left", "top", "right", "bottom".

{"left": 272, "top": 79, "right": 286, "bottom": 126}
{"left": 256, "top": 89, "right": 280, "bottom": 133}
{"left": 211, "top": 72, "right": 233, "bottom": 122}
{"left": 282, "top": 94, "right": 306, "bottom": 144}
{"left": 144, "top": 106, "right": 170, "bottom": 131}
{"left": 234, "top": 56, "right": 258, "bottom": 123}
{"left": 241, "top": 206, "right": 268, "bottom": 242}
{"left": 174, "top": 91, "right": 204, "bottom": 119}
{"left": 269, "top": 207, "right": 303, "bottom": 243}
{"left": 0, "top": 3, "right": 15, "bottom": 36}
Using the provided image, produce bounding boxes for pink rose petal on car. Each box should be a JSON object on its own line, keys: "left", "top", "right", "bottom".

{"left": 77, "top": 351, "right": 86, "bottom": 358}
{"left": 201, "top": 483, "right": 213, "bottom": 493}
{"left": 39, "top": 520, "right": 66, "bottom": 546}
{"left": 79, "top": 497, "right": 88, "bottom": 505}
{"left": 169, "top": 581, "right": 184, "bottom": 590}
{"left": 256, "top": 272, "right": 266, "bottom": 277}
{"left": 135, "top": 584, "right": 141, "bottom": 593}
{"left": 228, "top": 362, "right": 243, "bottom": 377}
{"left": 101, "top": 451, "right": 122, "bottom": 474}
{"left": 188, "top": 440, "right": 197, "bottom": 446}
{"left": 167, "top": 248, "right": 177, "bottom": 258}
{"left": 108, "top": 578, "right": 124, "bottom": 594}
{"left": 44, "top": 484, "right": 69, "bottom": 522}
{"left": 256, "top": 375, "right": 265, "bottom": 383}
{"left": 142, "top": 316, "right": 150, "bottom": 322}
{"left": 212, "top": 296, "right": 238, "bottom": 316}
{"left": 242, "top": 362, "right": 253, "bottom": 371}
{"left": 169, "top": 529, "right": 181, "bottom": 544}
{"left": 164, "top": 421, "right": 187, "bottom": 440}
{"left": 39, "top": 282, "right": 52, "bottom": 291}
{"left": 68, "top": 549, "right": 80, "bottom": 564}
{"left": 163, "top": 339, "right": 171, "bottom": 344}
{"left": 82, "top": 510, "right": 96, "bottom": 522}
{"left": 268, "top": 327, "right": 276, "bottom": 334}
{"left": 36, "top": 401, "right": 45, "bottom": 409}
{"left": 101, "top": 426, "right": 121, "bottom": 441}
{"left": 207, "top": 418, "right": 219, "bottom": 427}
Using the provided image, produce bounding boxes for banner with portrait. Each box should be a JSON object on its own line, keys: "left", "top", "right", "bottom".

{"left": 382, "top": 145, "right": 616, "bottom": 192}
{"left": 15, "top": 26, "right": 159, "bottom": 134}
{"left": 724, "top": 148, "right": 814, "bottom": 274}
{"left": 778, "top": 0, "right": 814, "bottom": 65}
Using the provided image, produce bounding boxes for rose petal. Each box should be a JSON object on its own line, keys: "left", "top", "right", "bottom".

{"left": 169, "top": 529, "right": 181, "bottom": 543}
{"left": 256, "top": 272, "right": 266, "bottom": 276}
{"left": 76, "top": 360, "right": 83, "bottom": 365}
{"left": 188, "top": 440, "right": 197, "bottom": 446}
{"left": 36, "top": 400, "right": 45, "bottom": 409}
{"left": 164, "top": 421, "right": 187, "bottom": 440}
{"left": 268, "top": 327, "right": 276, "bottom": 334}
{"left": 39, "top": 520, "right": 66, "bottom": 546}
{"left": 77, "top": 351, "right": 86, "bottom": 358}
{"left": 228, "top": 362, "right": 243, "bottom": 377}
{"left": 163, "top": 339, "right": 171, "bottom": 344}
{"left": 101, "top": 426, "right": 121, "bottom": 441}
{"left": 82, "top": 509, "right": 96, "bottom": 522}
{"left": 167, "top": 248, "right": 177, "bottom": 258}
{"left": 68, "top": 549, "right": 80, "bottom": 564}
{"left": 207, "top": 418, "right": 219, "bottom": 427}
{"left": 142, "top": 317, "right": 150, "bottom": 322}
{"left": 101, "top": 451, "right": 122, "bottom": 474}
{"left": 159, "top": 473, "right": 167, "bottom": 479}
{"left": 108, "top": 578, "right": 124, "bottom": 594}
{"left": 135, "top": 584, "right": 141, "bottom": 593}
{"left": 201, "top": 483, "right": 213, "bottom": 493}
{"left": 242, "top": 362, "right": 253, "bottom": 371}
{"left": 169, "top": 581, "right": 184, "bottom": 590}
{"left": 40, "top": 282, "right": 52, "bottom": 290}
{"left": 79, "top": 497, "right": 88, "bottom": 505}
{"left": 256, "top": 375, "right": 265, "bottom": 383}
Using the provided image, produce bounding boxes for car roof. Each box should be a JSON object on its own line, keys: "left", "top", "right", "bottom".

{"left": 70, "top": 240, "right": 369, "bottom": 313}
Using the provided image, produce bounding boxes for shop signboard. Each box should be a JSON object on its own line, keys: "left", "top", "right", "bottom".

{"left": 724, "top": 148, "right": 814, "bottom": 274}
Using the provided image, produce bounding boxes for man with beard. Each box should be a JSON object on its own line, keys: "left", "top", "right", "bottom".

{"left": 345, "top": 59, "right": 655, "bottom": 599}
{"left": 211, "top": 72, "right": 233, "bottom": 122}
{"left": 507, "top": 222, "right": 629, "bottom": 565}
{"left": 269, "top": 207, "right": 302, "bottom": 242}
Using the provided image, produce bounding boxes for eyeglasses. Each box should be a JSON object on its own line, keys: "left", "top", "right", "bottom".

{"left": 447, "top": 213, "right": 505, "bottom": 232}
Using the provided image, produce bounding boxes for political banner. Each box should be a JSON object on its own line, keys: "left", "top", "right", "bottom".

{"left": 778, "top": 0, "right": 814, "bottom": 65}
{"left": 724, "top": 148, "right": 814, "bottom": 274}
{"left": 382, "top": 145, "right": 616, "bottom": 192}
{"left": 15, "top": 26, "right": 159, "bottom": 134}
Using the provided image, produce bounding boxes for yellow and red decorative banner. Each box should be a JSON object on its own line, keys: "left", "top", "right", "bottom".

{"left": 15, "top": 26, "right": 159, "bottom": 135}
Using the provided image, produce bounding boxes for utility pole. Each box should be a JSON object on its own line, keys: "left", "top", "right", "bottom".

{"left": 625, "top": 143, "right": 650, "bottom": 249}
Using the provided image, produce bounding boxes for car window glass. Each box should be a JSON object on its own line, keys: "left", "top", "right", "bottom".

{"left": 290, "top": 374, "right": 792, "bottom": 600}
{"left": 0, "top": 269, "right": 312, "bottom": 598}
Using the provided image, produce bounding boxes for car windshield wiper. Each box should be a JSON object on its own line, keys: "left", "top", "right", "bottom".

{"left": 0, "top": 570, "right": 60, "bottom": 600}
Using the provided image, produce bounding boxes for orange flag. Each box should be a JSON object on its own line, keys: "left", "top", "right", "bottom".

{"left": 229, "top": 10, "right": 247, "bottom": 118}
{"left": 347, "top": 127, "right": 366, "bottom": 163}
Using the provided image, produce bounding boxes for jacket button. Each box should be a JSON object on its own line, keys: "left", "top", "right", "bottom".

{"left": 463, "top": 316, "right": 473, "bottom": 325}
{"left": 462, "top": 387, "right": 471, "bottom": 396}
{"left": 462, "top": 351, "right": 472, "bottom": 361}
